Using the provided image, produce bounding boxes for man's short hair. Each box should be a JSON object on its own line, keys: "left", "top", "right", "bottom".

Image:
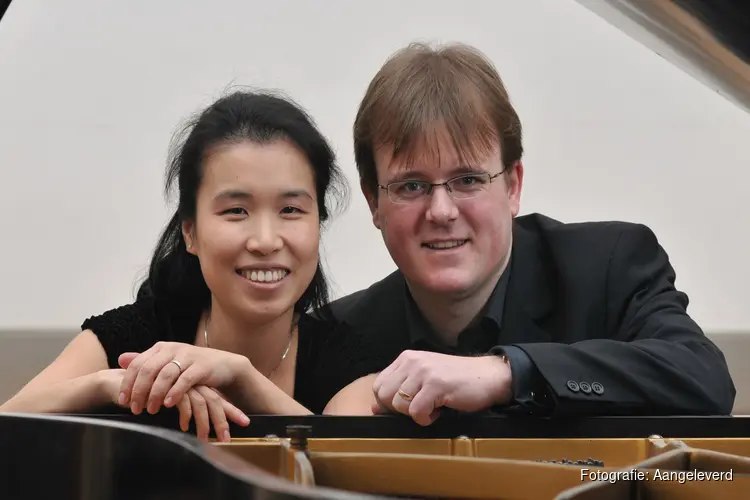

{"left": 353, "top": 42, "right": 524, "bottom": 195}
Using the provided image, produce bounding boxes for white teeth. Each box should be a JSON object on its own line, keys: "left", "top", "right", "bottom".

{"left": 240, "top": 269, "right": 288, "bottom": 283}
{"left": 426, "top": 240, "right": 466, "bottom": 249}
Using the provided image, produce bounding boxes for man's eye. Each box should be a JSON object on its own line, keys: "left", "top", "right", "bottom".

{"left": 451, "top": 175, "right": 487, "bottom": 191}
{"left": 460, "top": 175, "right": 483, "bottom": 185}
{"left": 402, "top": 182, "right": 424, "bottom": 192}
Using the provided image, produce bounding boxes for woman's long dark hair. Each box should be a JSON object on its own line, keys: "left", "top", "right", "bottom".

{"left": 137, "top": 90, "right": 348, "bottom": 321}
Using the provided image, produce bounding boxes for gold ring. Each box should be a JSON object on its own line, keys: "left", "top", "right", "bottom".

{"left": 170, "top": 359, "right": 182, "bottom": 372}
{"left": 397, "top": 389, "right": 414, "bottom": 401}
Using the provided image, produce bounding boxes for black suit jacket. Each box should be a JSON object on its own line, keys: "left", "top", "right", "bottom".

{"left": 321, "top": 213, "right": 736, "bottom": 416}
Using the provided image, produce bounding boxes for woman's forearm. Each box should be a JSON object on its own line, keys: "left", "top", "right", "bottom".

{"left": 229, "top": 360, "right": 313, "bottom": 415}
{"left": 0, "top": 372, "right": 110, "bottom": 414}
{"left": 322, "top": 374, "right": 379, "bottom": 415}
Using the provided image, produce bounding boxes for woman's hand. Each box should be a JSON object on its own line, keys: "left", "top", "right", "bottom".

{"left": 98, "top": 368, "right": 131, "bottom": 407}
{"left": 116, "top": 342, "right": 249, "bottom": 416}
{"left": 98, "top": 367, "right": 248, "bottom": 442}
{"left": 174, "top": 385, "right": 248, "bottom": 442}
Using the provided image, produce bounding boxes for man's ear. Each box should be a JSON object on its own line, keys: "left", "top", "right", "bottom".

{"left": 360, "top": 180, "right": 381, "bottom": 230}
{"left": 506, "top": 161, "right": 524, "bottom": 218}
{"left": 182, "top": 220, "right": 197, "bottom": 255}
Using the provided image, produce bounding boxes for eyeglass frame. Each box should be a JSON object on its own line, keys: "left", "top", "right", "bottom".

{"left": 378, "top": 169, "right": 506, "bottom": 204}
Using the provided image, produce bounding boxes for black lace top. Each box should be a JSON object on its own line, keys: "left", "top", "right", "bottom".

{"left": 80, "top": 296, "right": 347, "bottom": 414}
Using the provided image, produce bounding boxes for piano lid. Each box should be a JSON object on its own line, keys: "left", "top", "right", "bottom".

{"left": 0, "top": 1, "right": 11, "bottom": 24}
{"left": 577, "top": 0, "right": 750, "bottom": 113}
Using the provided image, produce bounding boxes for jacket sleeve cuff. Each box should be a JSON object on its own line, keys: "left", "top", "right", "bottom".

{"left": 489, "top": 345, "right": 556, "bottom": 414}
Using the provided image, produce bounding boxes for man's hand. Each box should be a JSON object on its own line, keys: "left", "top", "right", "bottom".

{"left": 371, "top": 350, "right": 513, "bottom": 426}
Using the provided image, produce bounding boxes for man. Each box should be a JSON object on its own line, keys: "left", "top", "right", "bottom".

{"left": 319, "top": 42, "right": 735, "bottom": 425}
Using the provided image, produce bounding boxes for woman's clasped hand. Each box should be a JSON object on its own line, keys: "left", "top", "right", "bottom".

{"left": 115, "top": 342, "right": 251, "bottom": 441}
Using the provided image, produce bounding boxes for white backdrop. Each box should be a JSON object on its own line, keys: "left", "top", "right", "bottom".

{"left": 0, "top": 0, "right": 748, "bottom": 332}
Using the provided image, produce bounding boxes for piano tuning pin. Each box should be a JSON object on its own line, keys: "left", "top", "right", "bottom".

{"left": 286, "top": 425, "right": 312, "bottom": 452}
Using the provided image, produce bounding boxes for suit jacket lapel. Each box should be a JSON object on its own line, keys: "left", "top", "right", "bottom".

{"left": 498, "top": 221, "right": 555, "bottom": 346}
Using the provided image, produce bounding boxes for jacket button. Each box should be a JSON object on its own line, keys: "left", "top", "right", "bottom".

{"left": 591, "top": 382, "right": 604, "bottom": 395}
{"left": 566, "top": 380, "right": 580, "bottom": 392}
{"left": 579, "top": 382, "right": 592, "bottom": 394}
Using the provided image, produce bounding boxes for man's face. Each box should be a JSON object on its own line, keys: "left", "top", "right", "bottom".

{"left": 365, "top": 138, "right": 523, "bottom": 299}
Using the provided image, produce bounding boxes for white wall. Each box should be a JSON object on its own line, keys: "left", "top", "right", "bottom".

{"left": 0, "top": 0, "right": 748, "bottom": 332}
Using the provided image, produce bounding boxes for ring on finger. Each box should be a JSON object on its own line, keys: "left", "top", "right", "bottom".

{"left": 397, "top": 389, "right": 414, "bottom": 401}
{"left": 170, "top": 359, "right": 183, "bottom": 372}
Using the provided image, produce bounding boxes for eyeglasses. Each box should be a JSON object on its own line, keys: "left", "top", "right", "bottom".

{"left": 378, "top": 171, "right": 504, "bottom": 204}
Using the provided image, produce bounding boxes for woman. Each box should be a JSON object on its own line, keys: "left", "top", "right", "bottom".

{"left": 0, "top": 90, "right": 351, "bottom": 441}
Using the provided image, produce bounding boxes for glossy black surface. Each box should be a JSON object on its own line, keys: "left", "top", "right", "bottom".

{"left": 219, "top": 414, "right": 750, "bottom": 439}
{"left": 0, "top": 412, "right": 378, "bottom": 500}
{"left": 676, "top": 0, "right": 750, "bottom": 62}
{"left": 81, "top": 407, "right": 750, "bottom": 439}
{"left": 0, "top": 1, "right": 12, "bottom": 24}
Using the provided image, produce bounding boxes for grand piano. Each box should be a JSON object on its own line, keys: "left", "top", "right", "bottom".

{"left": 2, "top": 411, "right": 750, "bottom": 499}
{"left": 2, "top": 0, "right": 749, "bottom": 499}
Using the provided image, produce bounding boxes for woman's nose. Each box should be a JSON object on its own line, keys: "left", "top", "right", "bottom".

{"left": 246, "top": 216, "right": 283, "bottom": 254}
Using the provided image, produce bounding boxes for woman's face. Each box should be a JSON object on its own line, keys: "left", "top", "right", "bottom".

{"left": 183, "top": 139, "right": 320, "bottom": 323}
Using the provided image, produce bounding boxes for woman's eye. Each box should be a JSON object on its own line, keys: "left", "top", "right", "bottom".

{"left": 222, "top": 207, "right": 247, "bottom": 216}
{"left": 281, "top": 206, "right": 303, "bottom": 214}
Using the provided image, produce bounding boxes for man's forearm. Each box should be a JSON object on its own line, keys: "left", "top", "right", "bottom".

{"left": 0, "top": 372, "right": 110, "bottom": 414}
{"left": 518, "top": 338, "right": 734, "bottom": 416}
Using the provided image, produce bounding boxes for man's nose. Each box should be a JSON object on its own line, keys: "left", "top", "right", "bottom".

{"left": 425, "top": 186, "right": 459, "bottom": 223}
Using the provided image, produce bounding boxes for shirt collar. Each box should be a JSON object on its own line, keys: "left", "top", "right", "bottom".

{"left": 404, "top": 253, "right": 513, "bottom": 346}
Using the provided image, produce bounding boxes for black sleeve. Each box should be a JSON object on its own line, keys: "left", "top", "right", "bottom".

{"left": 513, "top": 224, "right": 736, "bottom": 416}
{"left": 489, "top": 345, "right": 555, "bottom": 413}
{"left": 80, "top": 297, "right": 164, "bottom": 370}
